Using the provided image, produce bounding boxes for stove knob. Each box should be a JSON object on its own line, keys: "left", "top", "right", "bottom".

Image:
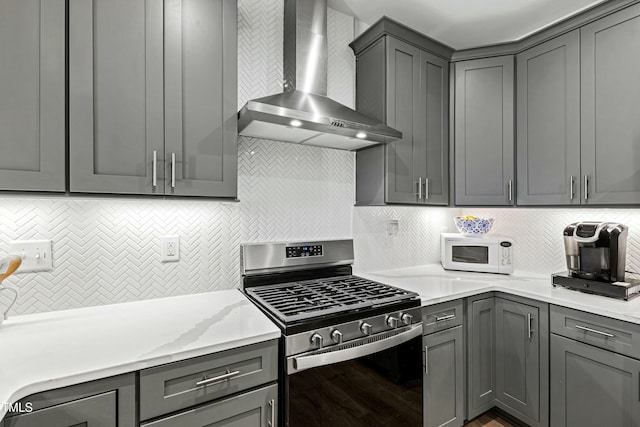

{"left": 386, "top": 316, "right": 399, "bottom": 328}
{"left": 401, "top": 313, "right": 414, "bottom": 325}
{"left": 310, "top": 333, "right": 324, "bottom": 349}
{"left": 360, "top": 322, "right": 373, "bottom": 336}
{"left": 331, "top": 329, "right": 344, "bottom": 345}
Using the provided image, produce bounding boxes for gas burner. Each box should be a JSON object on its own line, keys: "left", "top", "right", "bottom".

{"left": 244, "top": 275, "right": 416, "bottom": 323}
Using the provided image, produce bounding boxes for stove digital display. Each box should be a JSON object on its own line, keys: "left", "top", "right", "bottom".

{"left": 286, "top": 245, "right": 323, "bottom": 258}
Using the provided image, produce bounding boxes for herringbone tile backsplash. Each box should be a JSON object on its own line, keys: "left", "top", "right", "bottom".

{"left": 4, "top": 0, "right": 640, "bottom": 316}
{"left": 0, "top": 1, "right": 355, "bottom": 315}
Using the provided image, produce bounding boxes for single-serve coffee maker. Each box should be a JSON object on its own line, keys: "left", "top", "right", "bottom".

{"left": 553, "top": 221, "right": 638, "bottom": 300}
{"left": 563, "top": 221, "right": 628, "bottom": 282}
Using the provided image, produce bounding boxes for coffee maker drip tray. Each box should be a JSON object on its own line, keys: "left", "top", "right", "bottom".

{"left": 552, "top": 272, "right": 640, "bottom": 301}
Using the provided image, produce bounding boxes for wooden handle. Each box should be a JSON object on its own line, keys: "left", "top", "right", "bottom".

{"left": 0, "top": 255, "right": 22, "bottom": 284}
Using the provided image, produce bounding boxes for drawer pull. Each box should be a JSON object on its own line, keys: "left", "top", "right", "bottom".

{"left": 195, "top": 370, "right": 241, "bottom": 387}
{"left": 268, "top": 398, "right": 275, "bottom": 427}
{"left": 575, "top": 325, "right": 614, "bottom": 338}
{"left": 435, "top": 314, "right": 455, "bottom": 322}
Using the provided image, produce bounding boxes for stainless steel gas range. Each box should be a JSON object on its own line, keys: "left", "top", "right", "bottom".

{"left": 241, "top": 239, "right": 423, "bottom": 427}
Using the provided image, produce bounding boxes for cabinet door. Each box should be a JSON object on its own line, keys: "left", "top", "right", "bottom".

{"left": 3, "top": 392, "right": 116, "bottom": 427}
{"left": 495, "top": 299, "right": 540, "bottom": 424}
{"left": 0, "top": 0, "right": 65, "bottom": 192}
{"left": 418, "top": 51, "right": 449, "bottom": 205}
{"left": 581, "top": 3, "right": 640, "bottom": 204}
{"left": 385, "top": 37, "right": 422, "bottom": 204}
{"left": 467, "top": 297, "right": 496, "bottom": 419}
{"left": 164, "top": 0, "right": 237, "bottom": 198}
{"left": 69, "top": 0, "right": 164, "bottom": 194}
{"left": 550, "top": 334, "right": 640, "bottom": 427}
{"left": 424, "top": 326, "right": 464, "bottom": 427}
{"left": 517, "top": 30, "right": 580, "bottom": 206}
{"left": 142, "top": 384, "right": 277, "bottom": 427}
{"left": 454, "top": 56, "right": 514, "bottom": 206}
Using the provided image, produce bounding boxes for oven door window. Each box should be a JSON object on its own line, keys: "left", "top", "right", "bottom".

{"left": 286, "top": 336, "right": 422, "bottom": 426}
{"left": 452, "top": 245, "right": 489, "bottom": 264}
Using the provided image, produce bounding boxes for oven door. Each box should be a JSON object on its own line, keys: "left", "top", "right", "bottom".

{"left": 284, "top": 324, "right": 423, "bottom": 427}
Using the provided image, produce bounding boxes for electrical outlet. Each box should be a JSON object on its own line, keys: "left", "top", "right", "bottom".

{"left": 10, "top": 240, "right": 53, "bottom": 272}
{"left": 161, "top": 236, "right": 180, "bottom": 262}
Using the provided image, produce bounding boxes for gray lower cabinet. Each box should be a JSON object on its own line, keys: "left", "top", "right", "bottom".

{"left": 1, "top": 374, "right": 135, "bottom": 427}
{"left": 69, "top": 0, "right": 237, "bottom": 198}
{"left": 351, "top": 19, "right": 450, "bottom": 206}
{"left": 0, "top": 0, "right": 65, "bottom": 192}
{"left": 550, "top": 334, "right": 640, "bottom": 427}
{"left": 466, "top": 295, "right": 496, "bottom": 419}
{"left": 495, "top": 297, "right": 549, "bottom": 427}
{"left": 424, "top": 325, "right": 464, "bottom": 427}
{"left": 516, "top": 30, "right": 580, "bottom": 206}
{"left": 454, "top": 56, "right": 514, "bottom": 206}
{"left": 141, "top": 384, "right": 277, "bottom": 427}
{"left": 580, "top": 2, "right": 640, "bottom": 204}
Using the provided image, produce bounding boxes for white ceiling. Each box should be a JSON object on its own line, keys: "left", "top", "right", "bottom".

{"left": 328, "top": 0, "right": 608, "bottom": 50}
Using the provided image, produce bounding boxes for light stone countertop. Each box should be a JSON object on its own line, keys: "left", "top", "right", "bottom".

{"left": 0, "top": 290, "right": 280, "bottom": 420}
{"left": 359, "top": 264, "right": 640, "bottom": 324}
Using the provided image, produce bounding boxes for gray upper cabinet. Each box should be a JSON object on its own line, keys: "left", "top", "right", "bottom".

{"left": 69, "top": 0, "right": 237, "bottom": 197}
{"left": 0, "top": 0, "right": 65, "bottom": 192}
{"left": 69, "top": 0, "right": 164, "bottom": 195}
{"left": 385, "top": 37, "right": 423, "bottom": 204}
{"left": 164, "top": 0, "right": 237, "bottom": 197}
{"left": 581, "top": 3, "right": 640, "bottom": 205}
{"left": 494, "top": 297, "right": 549, "bottom": 427}
{"left": 516, "top": 30, "right": 580, "bottom": 206}
{"left": 550, "top": 334, "right": 640, "bottom": 427}
{"left": 351, "top": 18, "right": 451, "bottom": 206}
{"left": 454, "top": 56, "right": 515, "bottom": 206}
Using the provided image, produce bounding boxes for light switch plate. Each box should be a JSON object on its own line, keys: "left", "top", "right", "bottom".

{"left": 10, "top": 240, "right": 53, "bottom": 273}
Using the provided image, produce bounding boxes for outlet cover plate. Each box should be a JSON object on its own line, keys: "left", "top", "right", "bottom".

{"left": 161, "top": 236, "right": 180, "bottom": 262}
{"left": 10, "top": 240, "right": 53, "bottom": 273}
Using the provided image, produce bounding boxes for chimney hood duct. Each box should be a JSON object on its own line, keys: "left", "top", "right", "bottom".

{"left": 237, "top": 0, "right": 402, "bottom": 151}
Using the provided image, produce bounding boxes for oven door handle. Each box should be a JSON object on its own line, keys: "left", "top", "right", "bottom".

{"left": 287, "top": 324, "right": 423, "bottom": 374}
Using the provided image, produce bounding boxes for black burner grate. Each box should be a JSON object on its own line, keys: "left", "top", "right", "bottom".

{"left": 245, "top": 275, "right": 417, "bottom": 323}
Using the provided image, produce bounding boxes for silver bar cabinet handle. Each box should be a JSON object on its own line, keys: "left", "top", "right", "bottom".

{"left": 424, "top": 178, "right": 429, "bottom": 200}
{"left": 268, "top": 399, "right": 275, "bottom": 427}
{"left": 569, "top": 175, "right": 574, "bottom": 200}
{"left": 195, "top": 370, "right": 241, "bottom": 387}
{"left": 584, "top": 175, "right": 588, "bottom": 200}
{"left": 528, "top": 313, "right": 533, "bottom": 339}
{"left": 508, "top": 180, "right": 513, "bottom": 202}
{"left": 435, "top": 314, "right": 455, "bottom": 322}
{"left": 171, "top": 153, "right": 176, "bottom": 188}
{"left": 424, "top": 345, "right": 429, "bottom": 374}
{"left": 575, "top": 324, "right": 614, "bottom": 338}
{"left": 152, "top": 151, "right": 157, "bottom": 187}
{"left": 416, "top": 177, "right": 423, "bottom": 200}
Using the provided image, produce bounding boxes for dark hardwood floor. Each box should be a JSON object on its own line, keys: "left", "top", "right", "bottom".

{"left": 464, "top": 410, "right": 516, "bottom": 427}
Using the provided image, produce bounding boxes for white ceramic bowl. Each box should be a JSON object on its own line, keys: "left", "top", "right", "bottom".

{"left": 454, "top": 217, "right": 494, "bottom": 237}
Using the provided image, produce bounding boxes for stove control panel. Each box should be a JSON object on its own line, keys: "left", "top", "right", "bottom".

{"left": 286, "top": 245, "right": 323, "bottom": 258}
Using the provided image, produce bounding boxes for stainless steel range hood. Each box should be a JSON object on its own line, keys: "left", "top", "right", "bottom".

{"left": 237, "top": 0, "right": 402, "bottom": 151}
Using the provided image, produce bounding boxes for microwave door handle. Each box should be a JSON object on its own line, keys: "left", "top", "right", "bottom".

{"left": 288, "top": 324, "right": 422, "bottom": 374}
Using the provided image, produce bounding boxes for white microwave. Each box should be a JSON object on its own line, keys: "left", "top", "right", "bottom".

{"left": 441, "top": 233, "right": 514, "bottom": 274}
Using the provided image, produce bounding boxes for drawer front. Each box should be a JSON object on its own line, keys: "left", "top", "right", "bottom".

{"left": 139, "top": 339, "right": 278, "bottom": 421}
{"left": 551, "top": 305, "right": 640, "bottom": 359}
{"left": 3, "top": 392, "right": 116, "bottom": 427}
{"left": 141, "top": 384, "right": 277, "bottom": 427}
{"left": 423, "top": 299, "right": 463, "bottom": 335}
